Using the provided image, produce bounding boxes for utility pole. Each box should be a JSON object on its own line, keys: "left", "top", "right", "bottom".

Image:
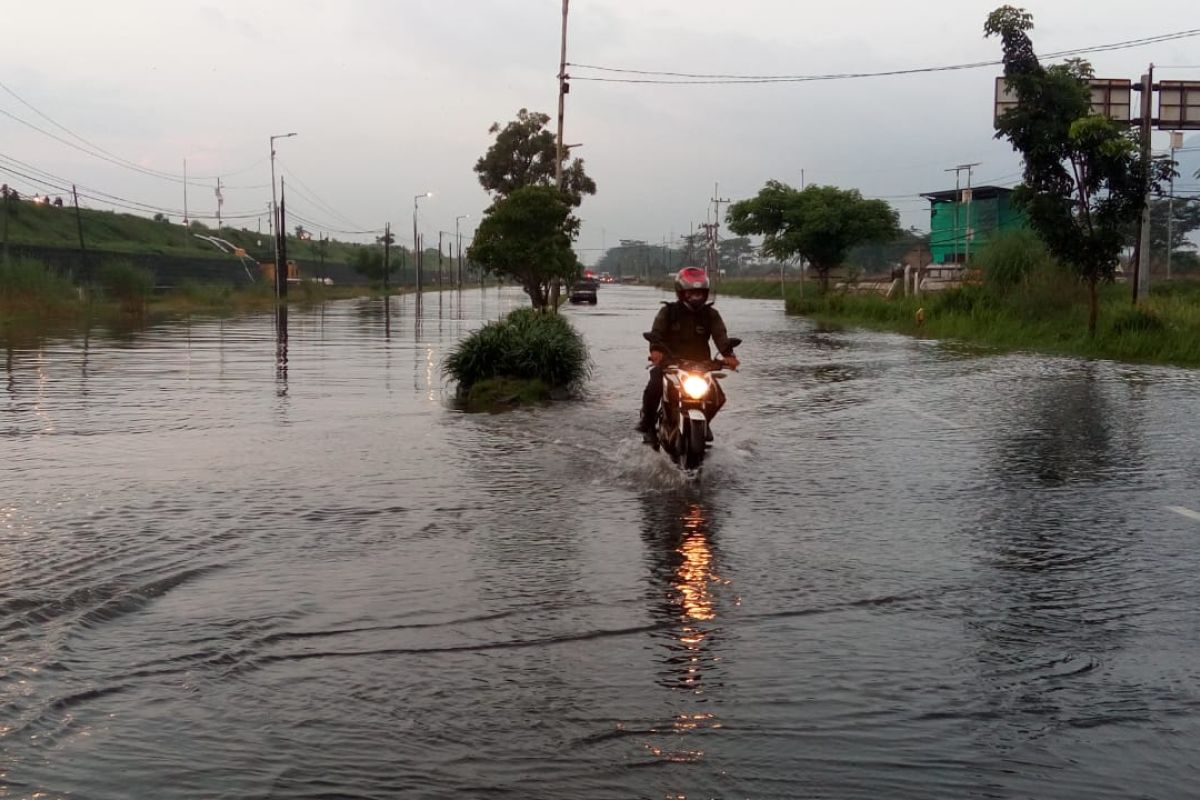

{"left": 1168, "top": 130, "right": 1182, "bottom": 281}
{"left": 711, "top": 182, "right": 730, "bottom": 282}
{"left": 182, "top": 158, "right": 189, "bottom": 229}
{"left": 944, "top": 163, "right": 980, "bottom": 265}
{"left": 215, "top": 177, "right": 223, "bottom": 232}
{"left": 438, "top": 231, "right": 445, "bottom": 287}
{"left": 277, "top": 179, "right": 289, "bottom": 300}
{"left": 383, "top": 222, "right": 391, "bottom": 293}
{"left": 1, "top": 185, "right": 9, "bottom": 267}
{"left": 550, "top": 0, "right": 570, "bottom": 312}
{"left": 455, "top": 214, "right": 469, "bottom": 289}
{"left": 1135, "top": 66, "right": 1154, "bottom": 303}
{"left": 72, "top": 185, "right": 89, "bottom": 291}
{"left": 269, "top": 132, "right": 297, "bottom": 301}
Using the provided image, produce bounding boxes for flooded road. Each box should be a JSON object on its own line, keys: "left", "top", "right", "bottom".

{"left": 4, "top": 285, "right": 1200, "bottom": 799}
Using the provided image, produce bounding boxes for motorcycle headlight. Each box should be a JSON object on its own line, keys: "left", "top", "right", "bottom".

{"left": 682, "top": 374, "right": 710, "bottom": 400}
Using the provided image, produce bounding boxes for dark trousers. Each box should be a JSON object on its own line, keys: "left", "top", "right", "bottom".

{"left": 639, "top": 366, "right": 664, "bottom": 430}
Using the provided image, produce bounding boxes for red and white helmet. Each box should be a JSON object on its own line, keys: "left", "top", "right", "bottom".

{"left": 674, "top": 267, "right": 710, "bottom": 307}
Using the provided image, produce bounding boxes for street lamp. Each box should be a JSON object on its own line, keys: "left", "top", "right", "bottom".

{"left": 269, "top": 132, "right": 297, "bottom": 296}
{"left": 455, "top": 214, "right": 469, "bottom": 288}
{"left": 413, "top": 192, "right": 432, "bottom": 291}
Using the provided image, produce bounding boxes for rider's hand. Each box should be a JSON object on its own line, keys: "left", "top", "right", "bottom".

{"left": 648, "top": 350, "right": 664, "bottom": 366}
{"left": 722, "top": 355, "right": 740, "bottom": 370}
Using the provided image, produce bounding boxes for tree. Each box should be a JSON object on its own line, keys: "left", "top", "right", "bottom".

{"left": 351, "top": 247, "right": 386, "bottom": 282}
{"left": 1121, "top": 198, "right": 1200, "bottom": 256}
{"left": 474, "top": 108, "right": 596, "bottom": 207}
{"left": 726, "top": 181, "right": 900, "bottom": 291}
{"left": 718, "top": 237, "right": 754, "bottom": 274}
{"left": 984, "top": 5, "right": 1173, "bottom": 334}
{"left": 467, "top": 186, "right": 580, "bottom": 309}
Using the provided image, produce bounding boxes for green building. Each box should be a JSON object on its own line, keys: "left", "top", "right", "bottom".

{"left": 922, "top": 186, "right": 1026, "bottom": 264}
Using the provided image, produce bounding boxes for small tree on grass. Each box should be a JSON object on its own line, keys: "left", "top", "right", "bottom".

{"left": 985, "top": 5, "right": 1173, "bottom": 334}
{"left": 468, "top": 185, "right": 580, "bottom": 310}
{"left": 727, "top": 182, "right": 900, "bottom": 292}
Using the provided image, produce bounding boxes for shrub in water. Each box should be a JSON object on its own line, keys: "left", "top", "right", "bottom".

{"left": 444, "top": 308, "right": 590, "bottom": 392}
{"left": 98, "top": 261, "right": 153, "bottom": 311}
{"left": 0, "top": 257, "right": 76, "bottom": 307}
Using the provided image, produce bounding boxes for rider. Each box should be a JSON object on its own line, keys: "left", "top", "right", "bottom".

{"left": 637, "top": 267, "right": 740, "bottom": 442}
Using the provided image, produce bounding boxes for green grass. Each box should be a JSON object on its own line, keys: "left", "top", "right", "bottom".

{"left": 0, "top": 257, "right": 79, "bottom": 317}
{"left": 463, "top": 376, "right": 551, "bottom": 412}
{"left": 444, "top": 308, "right": 590, "bottom": 405}
{"left": 716, "top": 276, "right": 1200, "bottom": 367}
{"left": 97, "top": 261, "right": 154, "bottom": 312}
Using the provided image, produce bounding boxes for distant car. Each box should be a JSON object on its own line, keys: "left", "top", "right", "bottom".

{"left": 569, "top": 281, "right": 598, "bottom": 305}
{"left": 599, "top": 272, "right": 614, "bottom": 284}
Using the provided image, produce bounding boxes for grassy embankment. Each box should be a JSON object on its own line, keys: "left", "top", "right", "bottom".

{"left": 0, "top": 257, "right": 397, "bottom": 325}
{"left": 0, "top": 198, "right": 464, "bottom": 322}
{"left": 443, "top": 308, "right": 590, "bottom": 411}
{"left": 0, "top": 198, "right": 364, "bottom": 261}
{"left": 716, "top": 274, "right": 1200, "bottom": 367}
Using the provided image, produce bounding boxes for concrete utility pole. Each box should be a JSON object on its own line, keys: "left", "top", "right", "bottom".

{"left": 182, "top": 159, "right": 189, "bottom": 229}
{"left": 269, "top": 132, "right": 297, "bottom": 300}
{"left": 550, "top": 0, "right": 570, "bottom": 311}
{"left": 413, "top": 192, "right": 431, "bottom": 292}
{"left": 1168, "top": 130, "right": 1183, "bottom": 280}
{"left": 215, "top": 177, "right": 223, "bottom": 232}
{"left": 277, "top": 179, "right": 289, "bottom": 300}
{"left": 383, "top": 222, "right": 391, "bottom": 293}
{"left": 455, "top": 214, "right": 469, "bottom": 288}
{"left": 1135, "top": 66, "right": 1154, "bottom": 303}
{"left": 711, "top": 182, "right": 730, "bottom": 282}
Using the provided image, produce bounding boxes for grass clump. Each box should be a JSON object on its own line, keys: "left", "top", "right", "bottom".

{"left": 97, "top": 261, "right": 153, "bottom": 312}
{"left": 719, "top": 268, "right": 1200, "bottom": 367}
{"left": 444, "top": 308, "right": 589, "bottom": 408}
{"left": 0, "top": 257, "right": 79, "bottom": 317}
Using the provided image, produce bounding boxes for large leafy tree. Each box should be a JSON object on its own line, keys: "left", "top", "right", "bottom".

{"left": 467, "top": 186, "right": 580, "bottom": 309}
{"left": 474, "top": 108, "right": 596, "bottom": 207}
{"left": 726, "top": 181, "right": 900, "bottom": 291}
{"left": 985, "top": 5, "right": 1173, "bottom": 334}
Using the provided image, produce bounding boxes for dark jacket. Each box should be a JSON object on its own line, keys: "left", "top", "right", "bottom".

{"left": 649, "top": 301, "right": 735, "bottom": 362}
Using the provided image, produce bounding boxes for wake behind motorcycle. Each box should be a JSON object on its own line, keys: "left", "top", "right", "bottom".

{"left": 643, "top": 333, "right": 741, "bottom": 471}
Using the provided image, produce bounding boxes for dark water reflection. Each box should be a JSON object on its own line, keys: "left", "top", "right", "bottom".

{"left": 3, "top": 287, "right": 1200, "bottom": 798}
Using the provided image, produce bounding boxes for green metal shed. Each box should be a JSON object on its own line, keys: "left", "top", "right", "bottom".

{"left": 922, "top": 186, "right": 1026, "bottom": 265}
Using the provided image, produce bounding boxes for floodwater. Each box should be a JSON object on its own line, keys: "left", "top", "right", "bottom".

{"left": 3, "top": 285, "right": 1200, "bottom": 799}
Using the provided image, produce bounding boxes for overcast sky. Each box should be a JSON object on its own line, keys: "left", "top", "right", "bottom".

{"left": 2, "top": 0, "right": 1198, "bottom": 263}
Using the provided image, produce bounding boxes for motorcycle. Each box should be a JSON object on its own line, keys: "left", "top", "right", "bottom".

{"left": 643, "top": 333, "right": 741, "bottom": 471}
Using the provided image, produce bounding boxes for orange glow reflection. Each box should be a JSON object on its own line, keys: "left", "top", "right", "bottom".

{"left": 674, "top": 504, "right": 717, "bottom": 622}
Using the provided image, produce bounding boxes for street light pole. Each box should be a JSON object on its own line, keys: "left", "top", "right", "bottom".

{"left": 269, "top": 132, "right": 297, "bottom": 299}
{"left": 413, "top": 192, "right": 432, "bottom": 293}
{"left": 455, "top": 214, "right": 469, "bottom": 289}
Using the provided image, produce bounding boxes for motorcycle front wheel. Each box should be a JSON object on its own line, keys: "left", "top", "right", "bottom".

{"left": 681, "top": 419, "right": 706, "bottom": 470}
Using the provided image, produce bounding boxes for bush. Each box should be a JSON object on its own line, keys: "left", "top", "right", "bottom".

{"left": 97, "top": 261, "right": 153, "bottom": 311}
{"left": 0, "top": 257, "right": 77, "bottom": 310}
{"left": 1111, "top": 307, "right": 1165, "bottom": 334}
{"left": 975, "top": 228, "right": 1054, "bottom": 290}
{"left": 444, "top": 308, "right": 590, "bottom": 391}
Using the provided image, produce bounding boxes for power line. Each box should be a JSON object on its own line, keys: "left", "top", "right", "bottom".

{"left": 568, "top": 27, "right": 1200, "bottom": 85}
{"left": 0, "top": 82, "right": 264, "bottom": 185}
{"left": 276, "top": 159, "right": 372, "bottom": 232}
